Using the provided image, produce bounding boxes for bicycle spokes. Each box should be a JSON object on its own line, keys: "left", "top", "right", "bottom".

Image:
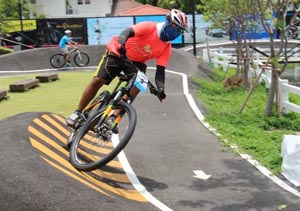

{"left": 71, "top": 106, "right": 132, "bottom": 168}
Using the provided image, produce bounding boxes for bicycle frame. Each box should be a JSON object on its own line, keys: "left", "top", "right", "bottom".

{"left": 67, "top": 58, "right": 159, "bottom": 146}
{"left": 93, "top": 72, "right": 137, "bottom": 134}
{"left": 69, "top": 57, "right": 162, "bottom": 170}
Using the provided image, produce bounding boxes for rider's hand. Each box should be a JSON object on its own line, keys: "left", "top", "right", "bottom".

{"left": 158, "top": 88, "right": 166, "bottom": 100}
{"left": 117, "top": 43, "right": 126, "bottom": 57}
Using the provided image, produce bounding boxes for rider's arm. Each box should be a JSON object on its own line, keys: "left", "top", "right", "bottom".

{"left": 118, "top": 27, "right": 135, "bottom": 44}
{"left": 155, "top": 65, "right": 167, "bottom": 100}
{"left": 155, "top": 65, "right": 165, "bottom": 90}
{"left": 117, "top": 27, "right": 134, "bottom": 56}
{"left": 69, "top": 39, "right": 77, "bottom": 45}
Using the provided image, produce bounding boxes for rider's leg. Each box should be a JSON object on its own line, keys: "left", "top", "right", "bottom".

{"left": 65, "top": 52, "right": 71, "bottom": 64}
{"left": 66, "top": 51, "right": 120, "bottom": 127}
{"left": 110, "top": 86, "right": 140, "bottom": 117}
{"left": 66, "top": 77, "right": 106, "bottom": 127}
{"left": 65, "top": 46, "right": 74, "bottom": 64}
{"left": 61, "top": 47, "right": 71, "bottom": 65}
{"left": 77, "top": 77, "right": 106, "bottom": 111}
{"left": 109, "top": 60, "right": 146, "bottom": 116}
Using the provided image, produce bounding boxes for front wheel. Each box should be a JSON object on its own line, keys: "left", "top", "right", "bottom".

{"left": 74, "top": 52, "right": 90, "bottom": 67}
{"left": 69, "top": 102, "right": 137, "bottom": 171}
{"left": 50, "top": 53, "right": 66, "bottom": 68}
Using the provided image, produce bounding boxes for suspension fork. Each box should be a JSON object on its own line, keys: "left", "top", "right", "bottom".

{"left": 93, "top": 89, "right": 124, "bottom": 131}
{"left": 94, "top": 75, "right": 135, "bottom": 132}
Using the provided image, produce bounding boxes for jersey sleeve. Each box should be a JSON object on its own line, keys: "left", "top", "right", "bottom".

{"left": 131, "top": 22, "right": 156, "bottom": 37}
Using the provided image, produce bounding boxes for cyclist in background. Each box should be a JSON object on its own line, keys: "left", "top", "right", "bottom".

{"left": 59, "top": 29, "right": 77, "bottom": 67}
{"left": 66, "top": 9, "right": 188, "bottom": 128}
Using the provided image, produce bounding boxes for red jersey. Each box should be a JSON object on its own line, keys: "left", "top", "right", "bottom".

{"left": 107, "top": 22, "right": 172, "bottom": 67}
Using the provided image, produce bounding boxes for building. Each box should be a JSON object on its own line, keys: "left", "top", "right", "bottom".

{"left": 30, "top": 0, "right": 113, "bottom": 18}
{"left": 30, "top": 0, "right": 168, "bottom": 18}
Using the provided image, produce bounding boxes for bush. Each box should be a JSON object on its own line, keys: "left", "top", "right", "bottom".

{"left": 0, "top": 46, "right": 13, "bottom": 55}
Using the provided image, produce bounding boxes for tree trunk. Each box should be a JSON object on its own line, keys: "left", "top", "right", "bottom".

{"left": 264, "top": 72, "right": 276, "bottom": 116}
{"left": 275, "top": 67, "right": 281, "bottom": 117}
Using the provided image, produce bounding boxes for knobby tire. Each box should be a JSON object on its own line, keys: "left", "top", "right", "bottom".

{"left": 69, "top": 101, "right": 137, "bottom": 171}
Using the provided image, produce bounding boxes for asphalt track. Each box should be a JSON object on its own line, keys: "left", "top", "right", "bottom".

{"left": 1, "top": 44, "right": 300, "bottom": 211}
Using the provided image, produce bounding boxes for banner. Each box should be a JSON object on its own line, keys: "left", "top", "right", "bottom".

{"left": 3, "top": 20, "right": 37, "bottom": 33}
{"left": 36, "top": 18, "right": 86, "bottom": 46}
{"left": 87, "top": 17, "right": 134, "bottom": 45}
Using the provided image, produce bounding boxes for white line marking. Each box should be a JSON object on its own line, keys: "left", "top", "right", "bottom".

{"left": 112, "top": 135, "right": 173, "bottom": 211}
{"left": 193, "top": 170, "right": 211, "bottom": 180}
{"left": 163, "top": 67, "right": 300, "bottom": 198}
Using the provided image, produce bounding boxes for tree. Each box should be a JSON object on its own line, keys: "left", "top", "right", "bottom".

{"left": 0, "top": 0, "right": 31, "bottom": 19}
{"left": 136, "top": 0, "right": 159, "bottom": 5}
{"left": 201, "top": 0, "right": 258, "bottom": 88}
{"left": 0, "top": 0, "right": 34, "bottom": 46}
{"left": 201, "top": 0, "right": 298, "bottom": 117}
{"left": 254, "top": 0, "right": 300, "bottom": 117}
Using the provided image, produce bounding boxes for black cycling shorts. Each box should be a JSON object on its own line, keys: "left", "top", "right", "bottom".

{"left": 94, "top": 51, "right": 147, "bottom": 85}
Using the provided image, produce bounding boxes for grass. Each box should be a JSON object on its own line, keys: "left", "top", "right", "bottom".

{"left": 192, "top": 67, "right": 300, "bottom": 174}
{"left": 1, "top": 68, "right": 300, "bottom": 174}
{"left": 0, "top": 71, "right": 113, "bottom": 120}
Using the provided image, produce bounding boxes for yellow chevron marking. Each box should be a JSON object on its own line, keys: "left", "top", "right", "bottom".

{"left": 28, "top": 125, "right": 121, "bottom": 169}
{"left": 41, "top": 156, "right": 112, "bottom": 197}
{"left": 46, "top": 114, "right": 114, "bottom": 147}
{"left": 28, "top": 115, "right": 147, "bottom": 202}
{"left": 28, "top": 125, "right": 129, "bottom": 182}
{"left": 29, "top": 137, "right": 145, "bottom": 201}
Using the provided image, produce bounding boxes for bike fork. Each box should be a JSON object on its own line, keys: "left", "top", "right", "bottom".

{"left": 94, "top": 105, "right": 123, "bottom": 135}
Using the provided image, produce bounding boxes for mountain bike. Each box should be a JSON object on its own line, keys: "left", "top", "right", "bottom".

{"left": 50, "top": 47, "right": 90, "bottom": 68}
{"left": 68, "top": 58, "right": 161, "bottom": 172}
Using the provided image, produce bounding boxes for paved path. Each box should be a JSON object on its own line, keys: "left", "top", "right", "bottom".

{"left": 0, "top": 45, "right": 300, "bottom": 211}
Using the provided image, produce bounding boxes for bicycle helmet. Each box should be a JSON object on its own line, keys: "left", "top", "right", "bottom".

{"left": 167, "top": 9, "right": 188, "bottom": 31}
{"left": 65, "top": 29, "right": 72, "bottom": 35}
{"left": 159, "top": 9, "right": 188, "bottom": 42}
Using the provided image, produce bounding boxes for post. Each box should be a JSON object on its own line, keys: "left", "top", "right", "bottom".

{"left": 18, "top": 0, "right": 23, "bottom": 32}
{"left": 192, "top": 0, "right": 196, "bottom": 56}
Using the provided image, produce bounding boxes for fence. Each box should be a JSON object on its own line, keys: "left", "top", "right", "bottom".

{"left": 202, "top": 47, "right": 300, "bottom": 114}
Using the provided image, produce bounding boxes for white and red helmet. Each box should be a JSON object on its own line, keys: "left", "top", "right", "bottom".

{"left": 168, "top": 9, "right": 188, "bottom": 31}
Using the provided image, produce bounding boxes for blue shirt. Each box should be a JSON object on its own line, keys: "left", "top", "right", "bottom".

{"left": 59, "top": 35, "right": 70, "bottom": 48}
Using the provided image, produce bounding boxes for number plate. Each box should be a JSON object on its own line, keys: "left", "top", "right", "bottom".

{"left": 134, "top": 71, "right": 148, "bottom": 93}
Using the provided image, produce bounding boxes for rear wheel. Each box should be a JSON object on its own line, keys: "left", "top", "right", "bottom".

{"left": 50, "top": 53, "right": 65, "bottom": 68}
{"left": 74, "top": 52, "right": 90, "bottom": 67}
{"left": 69, "top": 102, "right": 137, "bottom": 171}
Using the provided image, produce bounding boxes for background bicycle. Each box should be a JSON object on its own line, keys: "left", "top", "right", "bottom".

{"left": 50, "top": 47, "right": 90, "bottom": 68}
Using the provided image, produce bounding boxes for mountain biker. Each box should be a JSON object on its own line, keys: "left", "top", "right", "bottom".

{"left": 59, "top": 29, "right": 77, "bottom": 67}
{"left": 66, "top": 9, "right": 188, "bottom": 129}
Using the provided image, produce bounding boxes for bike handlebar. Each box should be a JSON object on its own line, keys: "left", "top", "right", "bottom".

{"left": 121, "top": 57, "right": 162, "bottom": 102}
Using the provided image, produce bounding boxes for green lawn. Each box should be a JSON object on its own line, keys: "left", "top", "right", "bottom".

{"left": 192, "top": 68, "right": 300, "bottom": 174}
{"left": 0, "top": 71, "right": 103, "bottom": 119}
